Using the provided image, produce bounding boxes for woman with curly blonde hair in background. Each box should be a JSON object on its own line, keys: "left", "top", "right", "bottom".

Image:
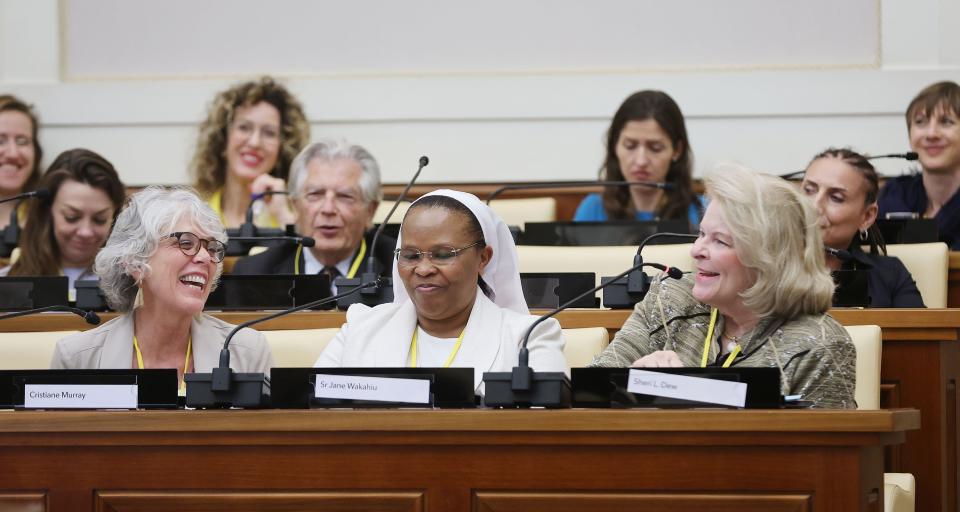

{"left": 190, "top": 76, "right": 310, "bottom": 229}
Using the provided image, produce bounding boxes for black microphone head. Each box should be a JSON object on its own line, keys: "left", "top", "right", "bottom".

{"left": 666, "top": 266, "right": 683, "bottom": 279}
{"left": 33, "top": 189, "right": 51, "bottom": 199}
{"left": 300, "top": 236, "right": 316, "bottom": 248}
{"left": 83, "top": 311, "right": 101, "bottom": 325}
{"left": 904, "top": 151, "right": 919, "bottom": 161}
{"left": 419, "top": 156, "right": 429, "bottom": 167}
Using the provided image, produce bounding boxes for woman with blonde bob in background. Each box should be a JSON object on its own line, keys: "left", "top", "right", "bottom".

{"left": 591, "top": 165, "right": 856, "bottom": 409}
{"left": 51, "top": 187, "right": 272, "bottom": 394}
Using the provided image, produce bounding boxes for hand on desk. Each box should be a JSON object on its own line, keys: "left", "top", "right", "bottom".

{"left": 631, "top": 350, "right": 684, "bottom": 368}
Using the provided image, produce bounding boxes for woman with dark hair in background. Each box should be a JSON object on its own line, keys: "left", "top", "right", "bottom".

{"left": 575, "top": 90, "right": 703, "bottom": 228}
{"left": 190, "top": 76, "right": 310, "bottom": 229}
{"left": 802, "top": 148, "right": 924, "bottom": 308}
{"left": 4, "top": 149, "right": 125, "bottom": 298}
{"left": 0, "top": 95, "right": 43, "bottom": 229}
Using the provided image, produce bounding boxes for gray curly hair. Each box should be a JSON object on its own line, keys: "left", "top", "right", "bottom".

{"left": 95, "top": 186, "right": 227, "bottom": 312}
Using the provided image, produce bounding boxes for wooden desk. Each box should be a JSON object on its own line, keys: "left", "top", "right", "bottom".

{"left": 0, "top": 409, "right": 917, "bottom": 512}
{"left": 3, "top": 308, "right": 957, "bottom": 511}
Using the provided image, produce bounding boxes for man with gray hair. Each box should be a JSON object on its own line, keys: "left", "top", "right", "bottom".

{"left": 233, "top": 139, "right": 395, "bottom": 284}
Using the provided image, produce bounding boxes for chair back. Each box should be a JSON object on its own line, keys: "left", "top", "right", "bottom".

{"left": 844, "top": 324, "right": 882, "bottom": 410}
{"left": 883, "top": 242, "right": 948, "bottom": 307}
{"left": 264, "top": 328, "right": 340, "bottom": 367}
{"left": 561, "top": 327, "right": 609, "bottom": 369}
{"left": 0, "top": 331, "right": 78, "bottom": 370}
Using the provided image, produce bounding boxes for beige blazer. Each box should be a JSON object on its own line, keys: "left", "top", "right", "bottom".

{"left": 315, "top": 289, "right": 567, "bottom": 392}
{"left": 50, "top": 312, "right": 273, "bottom": 374}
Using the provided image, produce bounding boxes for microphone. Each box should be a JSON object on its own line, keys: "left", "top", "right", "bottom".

{"left": 228, "top": 235, "right": 316, "bottom": 248}
{"left": 335, "top": 155, "right": 429, "bottom": 309}
{"left": 868, "top": 152, "right": 918, "bottom": 161}
{"left": 779, "top": 152, "right": 919, "bottom": 181}
{"left": 824, "top": 246, "right": 853, "bottom": 262}
{"left": 0, "top": 304, "right": 101, "bottom": 325}
{"left": 0, "top": 188, "right": 50, "bottom": 204}
{"left": 0, "top": 189, "right": 51, "bottom": 258}
{"left": 184, "top": 277, "right": 382, "bottom": 408}
{"left": 483, "top": 259, "right": 684, "bottom": 408}
{"left": 486, "top": 180, "right": 672, "bottom": 203}
{"left": 603, "top": 232, "right": 699, "bottom": 309}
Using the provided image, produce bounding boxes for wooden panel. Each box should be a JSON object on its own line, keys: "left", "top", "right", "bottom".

{"left": 0, "top": 493, "right": 47, "bottom": 512}
{"left": 474, "top": 491, "right": 811, "bottom": 512}
{"left": 95, "top": 491, "right": 423, "bottom": 512}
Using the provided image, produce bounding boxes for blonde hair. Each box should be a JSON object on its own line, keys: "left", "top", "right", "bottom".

{"left": 189, "top": 76, "right": 310, "bottom": 197}
{"left": 705, "top": 164, "right": 834, "bottom": 319}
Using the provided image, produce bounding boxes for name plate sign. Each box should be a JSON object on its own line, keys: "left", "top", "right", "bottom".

{"left": 23, "top": 384, "right": 138, "bottom": 409}
{"left": 314, "top": 374, "right": 430, "bottom": 404}
{"left": 627, "top": 369, "right": 747, "bottom": 408}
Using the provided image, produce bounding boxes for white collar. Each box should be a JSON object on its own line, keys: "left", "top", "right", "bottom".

{"left": 302, "top": 247, "right": 355, "bottom": 277}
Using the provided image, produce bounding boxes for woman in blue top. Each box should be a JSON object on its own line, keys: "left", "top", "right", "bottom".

{"left": 574, "top": 90, "right": 703, "bottom": 228}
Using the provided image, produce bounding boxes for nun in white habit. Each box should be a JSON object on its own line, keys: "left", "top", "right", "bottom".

{"left": 315, "top": 189, "right": 567, "bottom": 393}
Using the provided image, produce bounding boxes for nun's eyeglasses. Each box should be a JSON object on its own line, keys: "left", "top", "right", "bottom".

{"left": 166, "top": 232, "right": 227, "bottom": 263}
{"left": 394, "top": 240, "right": 484, "bottom": 267}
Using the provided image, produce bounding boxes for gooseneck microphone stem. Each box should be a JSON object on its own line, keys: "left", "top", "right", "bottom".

{"left": 0, "top": 189, "right": 50, "bottom": 205}
{"left": 825, "top": 246, "right": 853, "bottom": 262}
{"left": 365, "top": 155, "right": 429, "bottom": 275}
{"left": 510, "top": 261, "right": 682, "bottom": 392}
{"left": 221, "top": 279, "right": 380, "bottom": 355}
{"left": 0, "top": 305, "right": 101, "bottom": 325}
{"left": 486, "top": 181, "right": 671, "bottom": 204}
{"left": 780, "top": 151, "right": 918, "bottom": 180}
{"left": 228, "top": 236, "right": 316, "bottom": 248}
{"left": 519, "top": 262, "right": 681, "bottom": 354}
{"left": 868, "top": 152, "right": 919, "bottom": 161}
{"left": 635, "top": 232, "right": 699, "bottom": 256}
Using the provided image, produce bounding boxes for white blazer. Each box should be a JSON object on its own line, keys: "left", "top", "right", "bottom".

{"left": 50, "top": 312, "right": 273, "bottom": 374}
{"left": 315, "top": 289, "right": 567, "bottom": 392}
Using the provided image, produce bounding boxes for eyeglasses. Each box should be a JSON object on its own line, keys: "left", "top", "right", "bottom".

{"left": 166, "top": 232, "right": 227, "bottom": 263}
{"left": 394, "top": 240, "right": 484, "bottom": 267}
{"left": 230, "top": 120, "right": 281, "bottom": 146}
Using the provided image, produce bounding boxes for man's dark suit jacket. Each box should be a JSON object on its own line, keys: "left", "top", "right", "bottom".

{"left": 232, "top": 229, "right": 395, "bottom": 276}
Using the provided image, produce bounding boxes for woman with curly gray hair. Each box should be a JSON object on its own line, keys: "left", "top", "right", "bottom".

{"left": 591, "top": 164, "right": 856, "bottom": 409}
{"left": 190, "top": 76, "right": 310, "bottom": 229}
{"left": 50, "top": 187, "right": 272, "bottom": 394}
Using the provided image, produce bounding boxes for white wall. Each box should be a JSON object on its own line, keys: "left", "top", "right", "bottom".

{"left": 1, "top": 0, "right": 959, "bottom": 186}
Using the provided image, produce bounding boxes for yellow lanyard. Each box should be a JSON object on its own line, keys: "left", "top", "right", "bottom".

{"left": 134, "top": 334, "right": 192, "bottom": 394}
{"left": 407, "top": 326, "right": 466, "bottom": 368}
{"left": 700, "top": 308, "right": 741, "bottom": 368}
{"left": 294, "top": 237, "right": 367, "bottom": 278}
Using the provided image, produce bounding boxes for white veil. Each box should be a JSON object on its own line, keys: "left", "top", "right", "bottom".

{"left": 391, "top": 189, "right": 528, "bottom": 315}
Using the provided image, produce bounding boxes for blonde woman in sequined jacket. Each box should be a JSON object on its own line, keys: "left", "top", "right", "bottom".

{"left": 591, "top": 164, "right": 856, "bottom": 409}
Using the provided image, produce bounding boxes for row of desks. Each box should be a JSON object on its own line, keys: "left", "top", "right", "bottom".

{"left": 2, "top": 308, "right": 959, "bottom": 511}
{"left": 0, "top": 408, "right": 918, "bottom": 512}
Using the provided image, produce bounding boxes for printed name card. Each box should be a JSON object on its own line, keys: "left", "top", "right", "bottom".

{"left": 314, "top": 374, "right": 431, "bottom": 404}
{"left": 23, "top": 384, "right": 138, "bottom": 409}
{"left": 626, "top": 369, "right": 747, "bottom": 408}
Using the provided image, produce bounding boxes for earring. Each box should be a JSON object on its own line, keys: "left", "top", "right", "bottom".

{"left": 133, "top": 287, "right": 144, "bottom": 309}
{"left": 859, "top": 229, "right": 868, "bottom": 241}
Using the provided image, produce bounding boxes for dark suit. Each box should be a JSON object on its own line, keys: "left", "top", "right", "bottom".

{"left": 232, "top": 229, "right": 395, "bottom": 276}
{"left": 842, "top": 244, "right": 925, "bottom": 308}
